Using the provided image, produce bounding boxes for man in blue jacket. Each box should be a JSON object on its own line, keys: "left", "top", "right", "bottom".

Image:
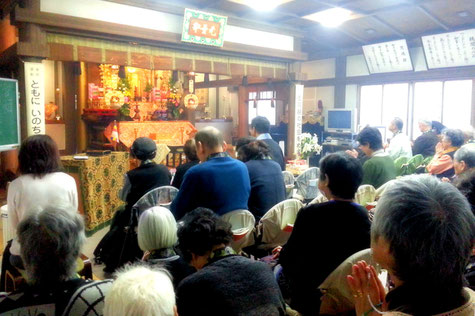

{"left": 171, "top": 126, "right": 250, "bottom": 220}
{"left": 250, "top": 116, "right": 286, "bottom": 170}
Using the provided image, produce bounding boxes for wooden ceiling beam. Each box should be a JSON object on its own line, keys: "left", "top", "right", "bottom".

{"left": 200, "top": 0, "right": 224, "bottom": 10}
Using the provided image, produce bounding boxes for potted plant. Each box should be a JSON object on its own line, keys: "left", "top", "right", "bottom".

{"left": 297, "top": 133, "right": 323, "bottom": 166}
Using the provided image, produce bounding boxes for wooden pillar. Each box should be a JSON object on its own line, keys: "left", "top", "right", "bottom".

{"left": 1, "top": 149, "right": 19, "bottom": 181}
{"left": 77, "top": 62, "right": 87, "bottom": 152}
{"left": 334, "top": 56, "right": 347, "bottom": 108}
{"left": 238, "top": 85, "right": 248, "bottom": 138}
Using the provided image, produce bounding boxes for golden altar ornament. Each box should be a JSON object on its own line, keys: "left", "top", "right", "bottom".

{"left": 104, "top": 90, "right": 125, "bottom": 108}
{"left": 184, "top": 94, "right": 199, "bottom": 109}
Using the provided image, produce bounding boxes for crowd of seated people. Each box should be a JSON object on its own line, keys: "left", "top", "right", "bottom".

{"left": 2, "top": 119, "right": 475, "bottom": 316}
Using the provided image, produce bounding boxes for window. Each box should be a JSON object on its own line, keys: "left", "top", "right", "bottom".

{"left": 412, "top": 81, "right": 443, "bottom": 139}
{"left": 359, "top": 80, "right": 473, "bottom": 140}
{"left": 382, "top": 83, "right": 409, "bottom": 134}
{"left": 442, "top": 80, "right": 473, "bottom": 129}
{"left": 248, "top": 91, "right": 277, "bottom": 125}
{"left": 359, "top": 83, "right": 409, "bottom": 139}
{"left": 359, "top": 85, "right": 382, "bottom": 128}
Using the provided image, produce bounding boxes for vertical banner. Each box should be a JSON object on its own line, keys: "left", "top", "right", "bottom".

{"left": 25, "top": 62, "right": 45, "bottom": 136}
{"left": 294, "top": 84, "right": 304, "bottom": 154}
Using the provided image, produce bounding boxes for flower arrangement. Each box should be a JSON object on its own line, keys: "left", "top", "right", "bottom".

{"left": 297, "top": 133, "right": 322, "bottom": 160}
{"left": 166, "top": 78, "right": 183, "bottom": 120}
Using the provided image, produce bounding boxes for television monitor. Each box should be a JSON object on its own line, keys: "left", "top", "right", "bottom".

{"left": 422, "top": 29, "right": 475, "bottom": 69}
{"left": 362, "top": 39, "right": 413, "bottom": 74}
{"left": 325, "top": 109, "right": 354, "bottom": 133}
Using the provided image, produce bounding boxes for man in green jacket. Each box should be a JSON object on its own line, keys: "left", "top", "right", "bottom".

{"left": 348, "top": 126, "right": 396, "bottom": 189}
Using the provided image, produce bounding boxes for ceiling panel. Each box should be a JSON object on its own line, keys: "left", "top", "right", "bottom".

{"left": 344, "top": 0, "right": 408, "bottom": 13}
{"left": 375, "top": 6, "right": 440, "bottom": 36}
{"left": 277, "top": 0, "right": 330, "bottom": 16}
{"left": 421, "top": 0, "right": 475, "bottom": 28}
{"left": 339, "top": 16, "right": 402, "bottom": 42}
{"left": 306, "top": 26, "right": 362, "bottom": 48}
{"left": 283, "top": 17, "right": 320, "bottom": 28}
{"left": 213, "top": 1, "right": 250, "bottom": 15}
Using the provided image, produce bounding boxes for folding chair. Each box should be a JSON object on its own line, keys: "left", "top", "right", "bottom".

{"left": 221, "top": 210, "right": 256, "bottom": 253}
{"left": 256, "top": 199, "right": 304, "bottom": 250}
{"left": 294, "top": 167, "right": 320, "bottom": 202}
{"left": 133, "top": 185, "right": 179, "bottom": 214}
{"left": 354, "top": 184, "right": 376, "bottom": 208}
{"left": 282, "top": 171, "right": 296, "bottom": 199}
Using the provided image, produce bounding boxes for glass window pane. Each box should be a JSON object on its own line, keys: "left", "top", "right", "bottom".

{"left": 359, "top": 85, "right": 383, "bottom": 129}
{"left": 442, "top": 80, "right": 472, "bottom": 129}
{"left": 252, "top": 100, "right": 276, "bottom": 125}
{"left": 412, "top": 81, "right": 443, "bottom": 139}
{"left": 382, "top": 83, "right": 409, "bottom": 134}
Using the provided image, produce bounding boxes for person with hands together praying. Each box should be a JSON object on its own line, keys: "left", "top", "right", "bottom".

{"left": 347, "top": 175, "right": 475, "bottom": 316}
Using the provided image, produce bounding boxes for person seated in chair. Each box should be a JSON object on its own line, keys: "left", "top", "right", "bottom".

{"left": 250, "top": 116, "right": 286, "bottom": 170}
{"left": 176, "top": 208, "right": 286, "bottom": 316}
{"left": 138, "top": 206, "right": 195, "bottom": 288}
{"left": 0, "top": 207, "right": 112, "bottom": 315}
{"left": 171, "top": 127, "right": 250, "bottom": 220}
{"left": 236, "top": 138, "right": 286, "bottom": 220}
{"left": 347, "top": 175, "right": 475, "bottom": 316}
{"left": 276, "top": 152, "right": 371, "bottom": 315}
{"left": 348, "top": 126, "right": 396, "bottom": 189}
{"left": 171, "top": 138, "right": 199, "bottom": 189}
{"left": 442, "top": 143, "right": 475, "bottom": 183}
{"left": 427, "top": 129, "right": 464, "bottom": 179}
{"left": 104, "top": 265, "right": 177, "bottom": 316}
{"left": 386, "top": 117, "right": 412, "bottom": 160}
{"left": 120, "top": 137, "right": 171, "bottom": 213}
{"left": 412, "top": 119, "right": 439, "bottom": 157}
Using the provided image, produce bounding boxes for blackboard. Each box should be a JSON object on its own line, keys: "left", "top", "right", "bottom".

{"left": 0, "top": 78, "right": 20, "bottom": 151}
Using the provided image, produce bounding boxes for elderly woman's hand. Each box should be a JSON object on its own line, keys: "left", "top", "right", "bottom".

{"left": 346, "top": 260, "right": 386, "bottom": 316}
{"left": 346, "top": 149, "right": 359, "bottom": 158}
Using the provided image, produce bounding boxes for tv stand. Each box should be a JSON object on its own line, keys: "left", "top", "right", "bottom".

{"left": 322, "top": 131, "right": 357, "bottom": 154}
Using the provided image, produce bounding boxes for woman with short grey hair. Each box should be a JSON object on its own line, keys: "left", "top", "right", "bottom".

{"left": 138, "top": 206, "right": 195, "bottom": 288}
{"left": 347, "top": 175, "right": 475, "bottom": 316}
{"left": 0, "top": 207, "right": 112, "bottom": 315}
{"left": 19, "top": 206, "right": 86, "bottom": 285}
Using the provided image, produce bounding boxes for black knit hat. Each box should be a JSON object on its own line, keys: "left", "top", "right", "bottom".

{"left": 131, "top": 137, "right": 157, "bottom": 160}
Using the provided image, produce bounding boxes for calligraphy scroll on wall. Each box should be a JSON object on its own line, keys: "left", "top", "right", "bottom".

{"left": 362, "top": 39, "right": 413, "bottom": 74}
{"left": 294, "top": 84, "right": 304, "bottom": 154}
{"left": 422, "top": 29, "right": 475, "bottom": 69}
{"left": 25, "top": 62, "right": 46, "bottom": 136}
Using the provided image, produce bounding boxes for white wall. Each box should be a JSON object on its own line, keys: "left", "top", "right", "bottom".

{"left": 303, "top": 86, "right": 334, "bottom": 114}
{"left": 301, "top": 58, "right": 335, "bottom": 80}
{"left": 345, "top": 84, "right": 358, "bottom": 110}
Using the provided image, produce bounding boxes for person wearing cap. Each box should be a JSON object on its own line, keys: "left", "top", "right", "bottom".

{"left": 412, "top": 119, "right": 439, "bottom": 157}
{"left": 119, "top": 137, "right": 171, "bottom": 213}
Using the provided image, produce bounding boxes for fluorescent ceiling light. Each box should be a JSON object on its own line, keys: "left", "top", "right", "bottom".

{"left": 230, "top": 0, "right": 294, "bottom": 12}
{"left": 303, "top": 7, "right": 357, "bottom": 27}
